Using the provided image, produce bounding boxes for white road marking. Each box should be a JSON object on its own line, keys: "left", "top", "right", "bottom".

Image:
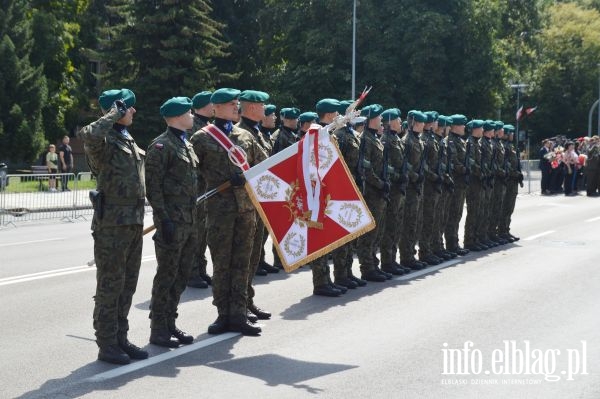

{"left": 585, "top": 216, "right": 600, "bottom": 223}
{"left": 86, "top": 333, "right": 240, "bottom": 382}
{"left": 0, "top": 238, "right": 65, "bottom": 247}
{"left": 0, "top": 256, "right": 156, "bottom": 287}
{"left": 524, "top": 230, "right": 556, "bottom": 241}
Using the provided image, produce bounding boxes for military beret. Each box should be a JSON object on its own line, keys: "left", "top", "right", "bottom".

{"left": 298, "top": 112, "right": 318, "bottom": 123}
{"left": 360, "top": 104, "right": 384, "bottom": 120}
{"left": 280, "top": 107, "right": 301, "bottom": 119}
{"left": 316, "top": 98, "right": 341, "bottom": 113}
{"left": 470, "top": 119, "right": 485, "bottom": 129}
{"left": 407, "top": 110, "right": 417, "bottom": 118}
{"left": 438, "top": 115, "right": 450, "bottom": 127}
{"left": 503, "top": 124, "right": 515, "bottom": 133}
{"left": 210, "top": 88, "right": 240, "bottom": 104}
{"left": 402, "top": 121, "right": 408, "bottom": 129}
{"left": 412, "top": 111, "right": 428, "bottom": 123}
{"left": 192, "top": 91, "right": 212, "bottom": 109}
{"left": 494, "top": 121, "right": 504, "bottom": 130}
{"left": 381, "top": 108, "right": 402, "bottom": 122}
{"left": 338, "top": 100, "right": 353, "bottom": 115}
{"left": 450, "top": 114, "right": 468, "bottom": 125}
{"left": 264, "top": 104, "right": 277, "bottom": 116}
{"left": 99, "top": 88, "right": 136, "bottom": 110}
{"left": 160, "top": 96, "right": 193, "bottom": 117}
{"left": 425, "top": 111, "right": 439, "bottom": 122}
{"left": 239, "top": 90, "right": 269, "bottom": 103}
{"left": 483, "top": 120, "right": 496, "bottom": 131}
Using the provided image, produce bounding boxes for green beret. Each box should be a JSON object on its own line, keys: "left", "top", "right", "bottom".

{"left": 210, "top": 88, "right": 240, "bottom": 104}
{"left": 160, "top": 96, "right": 193, "bottom": 117}
{"left": 360, "top": 104, "right": 384, "bottom": 120}
{"left": 470, "top": 119, "right": 484, "bottom": 129}
{"left": 494, "top": 121, "right": 504, "bottom": 130}
{"left": 438, "top": 115, "right": 450, "bottom": 127}
{"left": 239, "top": 89, "right": 269, "bottom": 103}
{"left": 280, "top": 107, "right": 300, "bottom": 119}
{"left": 503, "top": 124, "right": 515, "bottom": 133}
{"left": 402, "top": 121, "right": 408, "bottom": 129}
{"left": 99, "top": 88, "right": 136, "bottom": 110}
{"left": 192, "top": 91, "right": 212, "bottom": 109}
{"left": 381, "top": 108, "right": 402, "bottom": 122}
{"left": 483, "top": 120, "right": 496, "bottom": 131}
{"left": 412, "top": 111, "right": 428, "bottom": 123}
{"left": 337, "top": 100, "right": 353, "bottom": 115}
{"left": 316, "top": 98, "right": 341, "bottom": 114}
{"left": 425, "top": 111, "right": 439, "bottom": 123}
{"left": 407, "top": 110, "right": 417, "bottom": 118}
{"left": 298, "top": 112, "right": 318, "bottom": 123}
{"left": 450, "top": 114, "right": 468, "bottom": 125}
{"left": 264, "top": 104, "right": 277, "bottom": 116}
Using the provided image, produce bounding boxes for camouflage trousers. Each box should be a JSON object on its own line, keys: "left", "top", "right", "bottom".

{"left": 444, "top": 184, "right": 467, "bottom": 250}
{"left": 434, "top": 190, "right": 452, "bottom": 252}
{"left": 464, "top": 179, "right": 484, "bottom": 246}
{"left": 477, "top": 186, "right": 494, "bottom": 240}
{"left": 380, "top": 189, "right": 406, "bottom": 265}
{"left": 498, "top": 180, "right": 518, "bottom": 235}
{"left": 207, "top": 209, "right": 256, "bottom": 317}
{"left": 150, "top": 221, "right": 197, "bottom": 329}
{"left": 332, "top": 240, "right": 354, "bottom": 280}
{"left": 311, "top": 255, "right": 331, "bottom": 287}
{"left": 190, "top": 204, "right": 208, "bottom": 279}
{"left": 399, "top": 186, "right": 423, "bottom": 262}
{"left": 92, "top": 224, "right": 143, "bottom": 347}
{"left": 418, "top": 183, "right": 440, "bottom": 257}
{"left": 357, "top": 189, "right": 387, "bottom": 274}
{"left": 489, "top": 179, "right": 506, "bottom": 236}
{"left": 247, "top": 215, "right": 265, "bottom": 307}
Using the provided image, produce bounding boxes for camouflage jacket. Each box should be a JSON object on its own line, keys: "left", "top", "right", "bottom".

{"left": 503, "top": 140, "right": 519, "bottom": 178}
{"left": 145, "top": 127, "right": 199, "bottom": 224}
{"left": 467, "top": 136, "right": 482, "bottom": 179}
{"left": 77, "top": 107, "right": 146, "bottom": 229}
{"left": 237, "top": 117, "right": 272, "bottom": 156}
{"left": 191, "top": 122, "right": 268, "bottom": 214}
{"left": 492, "top": 138, "right": 507, "bottom": 179}
{"left": 270, "top": 126, "right": 298, "bottom": 155}
{"left": 381, "top": 129, "right": 406, "bottom": 186}
{"left": 359, "top": 128, "right": 385, "bottom": 192}
{"left": 447, "top": 132, "right": 468, "bottom": 188}
{"left": 480, "top": 137, "right": 494, "bottom": 183}
{"left": 334, "top": 124, "right": 361, "bottom": 180}
{"left": 192, "top": 114, "right": 210, "bottom": 192}
{"left": 403, "top": 130, "right": 425, "bottom": 185}
{"left": 422, "top": 130, "right": 441, "bottom": 183}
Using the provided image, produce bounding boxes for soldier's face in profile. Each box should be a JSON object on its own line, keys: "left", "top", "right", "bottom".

{"left": 117, "top": 107, "right": 136, "bottom": 126}
{"left": 215, "top": 100, "right": 239, "bottom": 121}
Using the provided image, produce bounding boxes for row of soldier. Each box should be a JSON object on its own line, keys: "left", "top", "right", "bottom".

{"left": 79, "top": 87, "right": 522, "bottom": 366}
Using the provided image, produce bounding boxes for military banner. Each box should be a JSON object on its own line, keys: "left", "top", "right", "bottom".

{"left": 244, "top": 123, "right": 375, "bottom": 272}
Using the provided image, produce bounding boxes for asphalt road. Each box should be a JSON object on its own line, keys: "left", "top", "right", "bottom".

{"left": 0, "top": 192, "right": 598, "bottom": 399}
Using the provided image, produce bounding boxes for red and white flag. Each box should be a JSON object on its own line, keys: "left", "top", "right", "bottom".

{"left": 244, "top": 123, "right": 375, "bottom": 272}
{"left": 516, "top": 105, "right": 524, "bottom": 121}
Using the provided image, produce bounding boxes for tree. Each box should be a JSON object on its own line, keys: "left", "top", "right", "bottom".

{"left": 0, "top": 0, "right": 48, "bottom": 164}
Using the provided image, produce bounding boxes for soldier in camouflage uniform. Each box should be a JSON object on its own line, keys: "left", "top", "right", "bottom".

{"left": 146, "top": 97, "right": 198, "bottom": 348}
{"left": 444, "top": 114, "right": 470, "bottom": 256}
{"left": 432, "top": 116, "right": 456, "bottom": 260}
{"left": 476, "top": 121, "right": 497, "bottom": 248}
{"left": 270, "top": 107, "right": 300, "bottom": 270}
{"left": 399, "top": 111, "right": 428, "bottom": 270}
{"left": 585, "top": 136, "right": 600, "bottom": 196}
{"left": 188, "top": 91, "right": 213, "bottom": 289}
{"left": 463, "top": 119, "right": 486, "bottom": 251}
{"left": 498, "top": 125, "right": 520, "bottom": 242}
{"left": 418, "top": 111, "right": 444, "bottom": 265}
{"left": 355, "top": 104, "right": 392, "bottom": 282}
{"left": 191, "top": 88, "right": 266, "bottom": 336}
{"left": 236, "top": 90, "right": 273, "bottom": 321}
{"left": 378, "top": 108, "right": 410, "bottom": 275}
{"left": 298, "top": 112, "right": 318, "bottom": 138}
{"left": 78, "top": 88, "right": 147, "bottom": 365}
{"left": 489, "top": 122, "right": 509, "bottom": 245}
{"left": 331, "top": 102, "right": 366, "bottom": 288}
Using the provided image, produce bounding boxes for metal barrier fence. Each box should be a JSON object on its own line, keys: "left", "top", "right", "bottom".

{"left": 0, "top": 163, "right": 542, "bottom": 227}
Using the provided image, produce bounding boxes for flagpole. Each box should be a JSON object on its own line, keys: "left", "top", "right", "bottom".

{"left": 351, "top": 0, "right": 357, "bottom": 99}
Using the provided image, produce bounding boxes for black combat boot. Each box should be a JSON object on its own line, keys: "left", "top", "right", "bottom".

{"left": 98, "top": 344, "right": 130, "bottom": 365}
{"left": 260, "top": 260, "right": 280, "bottom": 274}
{"left": 168, "top": 321, "right": 194, "bottom": 345}
{"left": 361, "top": 269, "right": 387, "bottom": 282}
{"left": 313, "top": 284, "right": 342, "bottom": 297}
{"left": 199, "top": 273, "right": 212, "bottom": 285}
{"left": 187, "top": 275, "right": 208, "bottom": 289}
{"left": 248, "top": 304, "right": 272, "bottom": 320}
{"left": 228, "top": 315, "right": 262, "bottom": 336}
{"left": 117, "top": 337, "right": 149, "bottom": 360}
{"left": 208, "top": 315, "right": 228, "bottom": 335}
{"left": 150, "top": 328, "right": 180, "bottom": 348}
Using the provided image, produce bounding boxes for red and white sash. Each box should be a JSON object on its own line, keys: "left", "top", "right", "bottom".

{"left": 204, "top": 124, "right": 249, "bottom": 171}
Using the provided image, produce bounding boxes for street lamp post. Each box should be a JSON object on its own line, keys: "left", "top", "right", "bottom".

{"left": 352, "top": 0, "right": 356, "bottom": 100}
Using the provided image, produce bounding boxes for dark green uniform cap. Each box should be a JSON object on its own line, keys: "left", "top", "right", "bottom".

{"left": 411, "top": 111, "right": 428, "bottom": 123}
{"left": 503, "top": 124, "right": 515, "bottom": 133}
{"left": 450, "top": 114, "right": 468, "bottom": 126}
{"left": 316, "top": 98, "right": 341, "bottom": 113}
{"left": 470, "top": 119, "right": 485, "bottom": 129}
{"left": 438, "top": 115, "right": 450, "bottom": 127}
{"left": 280, "top": 107, "right": 300, "bottom": 119}
{"left": 160, "top": 96, "right": 193, "bottom": 117}
{"left": 264, "top": 104, "right": 277, "bottom": 116}
{"left": 381, "top": 108, "right": 402, "bottom": 122}
{"left": 360, "top": 104, "right": 384, "bottom": 120}
{"left": 494, "top": 121, "right": 504, "bottom": 130}
{"left": 239, "top": 90, "right": 269, "bottom": 103}
{"left": 402, "top": 121, "right": 408, "bottom": 129}
{"left": 210, "top": 88, "right": 240, "bottom": 104}
{"left": 425, "top": 111, "right": 439, "bottom": 123}
{"left": 483, "top": 120, "right": 496, "bottom": 131}
{"left": 99, "top": 88, "right": 136, "bottom": 110}
{"left": 192, "top": 91, "right": 212, "bottom": 109}
{"left": 298, "top": 112, "right": 318, "bottom": 123}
